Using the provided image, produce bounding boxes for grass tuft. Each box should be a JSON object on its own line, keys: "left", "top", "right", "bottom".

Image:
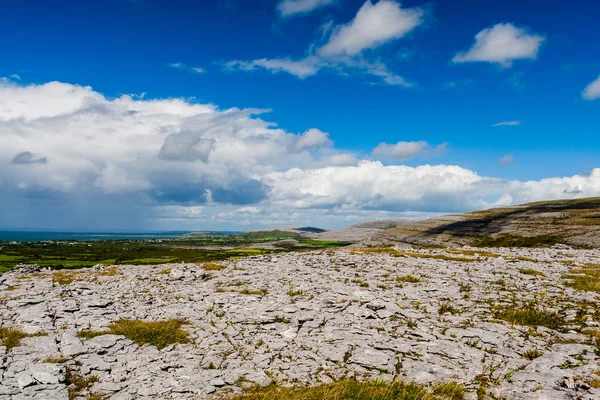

{"left": 563, "top": 264, "right": 600, "bottom": 293}
{"left": 431, "top": 381, "right": 467, "bottom": 400}
{"left": 224, "top": 379, "right": 446, "bottom": 400}
{"left": 239, "top": 288, "right": 269, "bottom": 296}
{"left": 494, "top": 303, "right": 565, "bottom": 330}
{"left": 66, "top": 368, "right": 99, "bottom": 400}
{"left": 77, "top": 319, "right": 190, "bottom": 350}
{"left": 0, "top": 327, "right": 46, "bottom": 350}
{"left": 203, "top": 263, "right": 226, "bottom": 271}
{"left": 396, "top": 275, "right": 421, "bottom": 283}
{"left": 438, "top": 302, "right": 460, "bottom": 315}
{"left": 522, "top": 349, "right": 543, "bottom": 360}
{"left": 518, "top": 268, "right": 546, "bottom": 277}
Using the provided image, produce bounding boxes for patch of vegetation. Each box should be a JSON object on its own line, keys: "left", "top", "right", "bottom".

{"left": 274, "top": 315, "right": 291, "bottom": 324}
{"left": 44, "top": 355, "right": 67, "bottom": 363}
{"left": 97, "top": 266, "right": 121, "bottom": 276}
{"left": 493, "top": 302, "right": 566, "bottom": 330}
{"left": 563, "top": 263, "right": 600, "bottom": 293}
{"left": 471, "top": 234, "right": 560, "bottom": 248}
{"left": 396, "top": 275, "right": 421, "bottom": 283}
{"left": 239, "top": 288, "right": 269, "bottom": 296}
{"left": 518, "top": 268, "right": 546, "bottom": 277}
{"left": 522, "top": 349, "right": 543, "bottom": 360}
{"left": 0, "top": 327, "right": 47, "bottom": 350}
{"left": 351, "top": 279, "right": 369, "bottom": 288}
{"left": 431, "top": 382, "right": 467, "bottom": 400}
{"left": 225, "top": 379, "right": 449, "bottom": 400}
{"left": 203, "top": 262, "right": 226, "bottom": 271}
{"left": 77, "top": 319, "right": 190, "bottom": 350}
{"left": 53, "top": 270, "right": 86, "bottom": 285}
{"left": 438, "top": 302, "right": 460, "bottom": 315}
{"left": 65, "top": 368, "right": 99, "bottom": 400}
{"left": 0, "top": 231, "right": 350, "bottom": 273}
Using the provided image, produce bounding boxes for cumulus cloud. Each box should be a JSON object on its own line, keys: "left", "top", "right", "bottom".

{"left": 582, "top": 75, "right": 600, "bottom": 100}
{"left": 2, "top": 80, "right": 600, "bottom": 230}
{"left": 265, "top": 161, "right": 600, "bottom": 212}
{"left": 319, "top": 0, "right": 423, "bottom": 57}
{"left": 498, "top": 155, "right": 516, "bottom": 166}
{"left": 372, "top": 141, "right": 447, "bottom": 161}
{"left": 492, "top": 120, "right": 521, "bottom": 127}
{"left": 11, "top": 151, "right": 48, "bottom": 165}
{"left": 294, "top": 128, "right": 333, "bottom": 152}
{"left": 278, "top": 0, "right": 337, "bottom": 17}
{"left": 453, "top": 23, "right": 545, "bottom": 67}
{"left": 226, "top": 0, "right": 422, "bottom": 86}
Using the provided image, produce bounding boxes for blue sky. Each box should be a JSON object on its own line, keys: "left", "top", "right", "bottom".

{"left": 1, "top": 0, "right": 599, "bottom": 231}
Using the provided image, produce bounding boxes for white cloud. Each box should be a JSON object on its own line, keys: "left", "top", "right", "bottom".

{"left": 294, "top": 128, "right": 333, "bottom": 152}
{"left": 2, "top": 80, "right": 600, "bottom": 230}
{"left": 582, "top": 75, "right": 600, "bottom": 100}
{"left": 498, "top": 155, "right": 516, "bottom": 166}
{"left": 278, "top": 0, "right": 337, "bottom": 18}
{"left": 319, "top": 0, "right": 424, "bottom": 57}
{"left": 226, "top": 0, "right": 422, "bottom": 86}
{"left": 170, "top": 62, "right": 206, "bottom": 74}
{"left": 453, "top": 23, "right": 545, "bottom": 67}
{"left": 265, "top": 161, "right": 600, "bottom": 212}
{"left": 492, "top": 120, "right": 521, "bottom": 127}
{"left": 225, "top": 57, "right": 321, "bottom": 79}
{"left": 372, "top": 141, "right": 447, "bottom": 161}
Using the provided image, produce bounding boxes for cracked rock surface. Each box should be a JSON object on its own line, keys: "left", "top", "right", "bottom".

{"left": 1, "top": 246, "right": 599, "bottom": 399}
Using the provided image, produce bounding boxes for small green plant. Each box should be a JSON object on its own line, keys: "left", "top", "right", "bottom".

{"left": 65, "top": 368, "right": 99, "bottom": 400}
{"left": 0, "top": 327, "right": 47, "bottom": 350}
{"left": 77, "top": 319, "right": 190, "bottom": 350}
{"left": 203, "top": 263, "right": 226, "bottom": 271}
{"left": 432, "top": 381, "right": 467, "bottom": 400}
{"left": 494, "top": 302, "right": 566, "bottom": 330}
{"left": 239, "top": 288, "right": 268, "bottom": 296}
{"left": 518, "top": 268, "right": 546, "bottom": 277}
{"left": 396, "top": 275, "right": 421, "bottom": 283}
{"left": 438, "top": 302, "right": 460, "bottom": 315}
{"left": 522, "top": 349, "right": 543, "bottom": 360}
{"left": 44, "top": 356, "right": 67, "bottom": 363}
{"left": 274, "top": 315, "right": 291, "bottom": 324}
{"left": 287, "top": 286, "right": 304, "bottom": 297}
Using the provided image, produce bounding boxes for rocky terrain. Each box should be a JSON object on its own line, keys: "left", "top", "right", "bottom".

{"left": 1, "top": 245, "right": 600, "bottom": 399}
{"left": 368, "top": 198, "right": 600, "bottom": 248}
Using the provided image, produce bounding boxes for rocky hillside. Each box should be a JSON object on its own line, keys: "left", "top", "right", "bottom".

{"left": 367, "top": 198, "right": 600, "bottom": 248}
{"left": 1, "top": 245, "right": 600, "bottom": 399}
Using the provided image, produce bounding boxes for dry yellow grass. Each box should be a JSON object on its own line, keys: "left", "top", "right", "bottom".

{"left": 77, "top": 319, "right": 191, "bottom": 350}
{"left": 563, "top": 263, "right": 600, "bottom": 293}
{"left": 222, "top": 379, "right": 453, "bottom": 400}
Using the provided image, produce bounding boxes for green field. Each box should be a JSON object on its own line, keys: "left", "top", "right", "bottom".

{"left": 0, "top": 231, "right": 350, "bottom": 272}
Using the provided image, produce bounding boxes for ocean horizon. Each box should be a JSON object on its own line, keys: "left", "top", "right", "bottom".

{"left": 0, "top": 230, "right": 239, "bottom": 242}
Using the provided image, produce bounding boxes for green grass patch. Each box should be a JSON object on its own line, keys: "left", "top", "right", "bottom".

{"left": 518, "top": 268, "right": 546, "bottom": 277}
{"left": 494, "top": 303, "right": 566, "bottom": 330}
{"left": 121, "top": 258, "right": 177, "bottom": 264}
{"left": 563, "top": 264, "right": 600, "bottom": 293}
{"left": 226, "top": 379, "right": 449, "bottom": 400}
{"left": 77, "top": 319, "right": 191, "bottom": 350}
{"left": 471, "top": 234, "right": 560, "bottom": 248}
{"left": 396, "top": 275, "right": 421, "bottom": 283}
{"left": 0, "top": 327, "right": 47, "bottom": 350}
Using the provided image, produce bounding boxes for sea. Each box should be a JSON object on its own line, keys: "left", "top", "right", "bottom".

{"left": 0, "top": 231, "right": 237, "bottom": 242}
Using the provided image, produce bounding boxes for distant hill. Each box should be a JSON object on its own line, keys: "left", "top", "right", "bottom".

{"left": 367, "top": 198, "right": 600, "bottom": 248}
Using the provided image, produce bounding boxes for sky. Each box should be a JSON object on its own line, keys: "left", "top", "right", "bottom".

{"left": 1, "top": 0, "right": 599, "bottom": 231}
